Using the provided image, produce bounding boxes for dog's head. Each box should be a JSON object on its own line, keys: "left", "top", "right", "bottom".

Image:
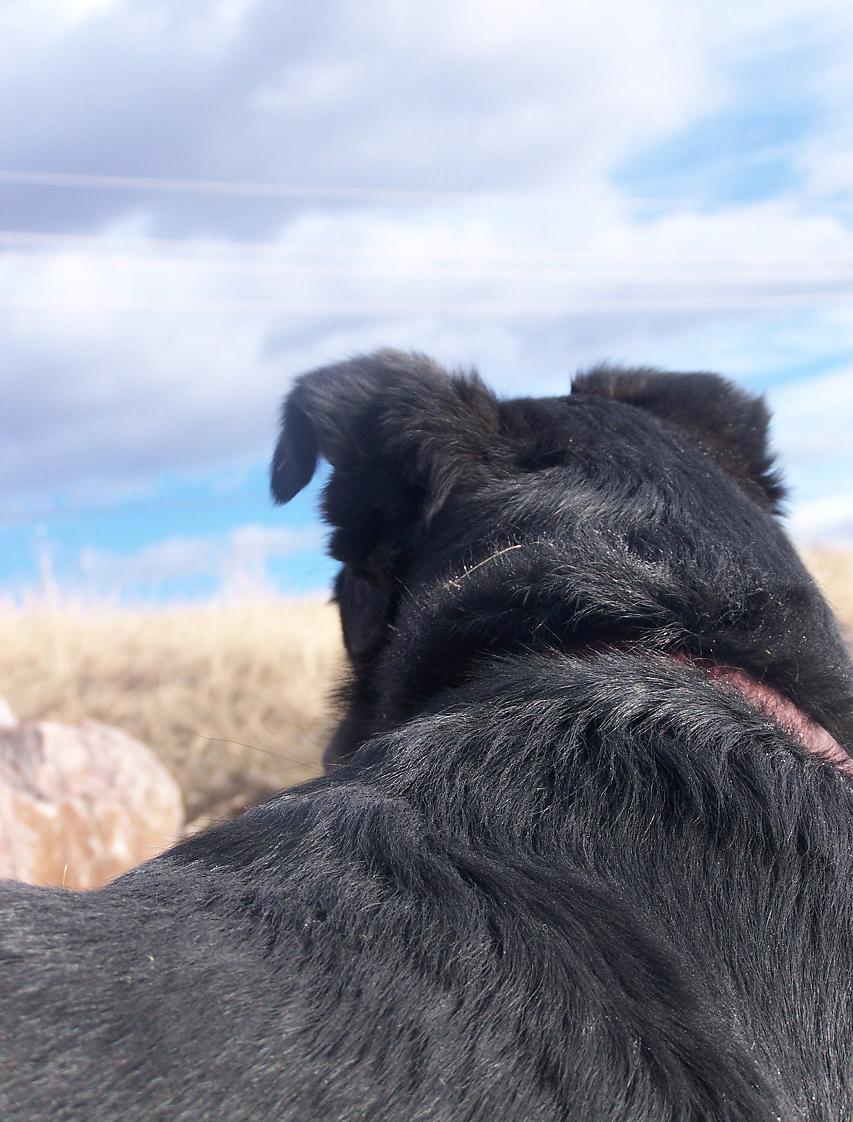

{"left": 272, "top": 349, "right": 852, "bottom": 768}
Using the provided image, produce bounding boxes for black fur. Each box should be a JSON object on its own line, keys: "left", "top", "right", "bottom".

{"left": 2, "top": 350, "right": 852, "bottom": 1121}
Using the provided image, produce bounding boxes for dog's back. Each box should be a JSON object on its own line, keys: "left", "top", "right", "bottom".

{"left": 2, "top": 352, "right": 852, "bottom": 1121}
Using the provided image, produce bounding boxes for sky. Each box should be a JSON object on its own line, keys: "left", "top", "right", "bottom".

{"left": 1, "top": 0, "right": 852, "bottom": 601}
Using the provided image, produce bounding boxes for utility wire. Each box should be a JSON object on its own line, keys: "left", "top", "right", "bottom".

{"left": 0, "top": 168, "right": 504, "bottom": 204}
{"left": 3, "top": 228, "right": 853, "bottom": 278}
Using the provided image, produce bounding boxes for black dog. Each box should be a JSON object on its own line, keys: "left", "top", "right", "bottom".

{"left": 2, "top": 351, "right": 852, "bottom": 1121}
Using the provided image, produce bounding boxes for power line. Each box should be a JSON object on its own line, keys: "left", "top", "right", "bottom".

{"left": 4, "top": 228, "right": 853, "bottom": 294}
{"left": 0, "top": 168, "right": 496, "bottom": 204}
{"left": 2, "top": 292, "right": 852, "bottom": 315}
{"left": 3, "top": 228, "right": 853, "bottom": 277}
{"left": 5, "top": 168, "right": 846, "bottom": 213}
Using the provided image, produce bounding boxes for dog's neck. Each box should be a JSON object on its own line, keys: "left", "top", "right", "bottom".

{"left": 372, "top": 611, "right": 852, "bottom": 779}
{"left": 690, "top": 658, "right": 852, "bottom": 778}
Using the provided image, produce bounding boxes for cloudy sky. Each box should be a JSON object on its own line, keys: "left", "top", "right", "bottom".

{"left": 2, "top": 0, "right": 852, "bottom": 600}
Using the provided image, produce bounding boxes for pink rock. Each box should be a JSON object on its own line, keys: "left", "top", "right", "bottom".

{"left": 0, "top": 720, "right": 184, "bottom": 889}
{"left": 0, "top": 697, "right": 14, "bottom": 730}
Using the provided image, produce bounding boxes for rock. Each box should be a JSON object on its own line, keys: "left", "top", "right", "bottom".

{"left": 0, "top": 697, "right": 15, "bottom": 730}
{"left": 0, "top": 720, "right": 184, "bottom": 889}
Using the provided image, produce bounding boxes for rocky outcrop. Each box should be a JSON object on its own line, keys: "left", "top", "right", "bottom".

{"left": 0, "top": 717, "right": 184, "bottom": 889}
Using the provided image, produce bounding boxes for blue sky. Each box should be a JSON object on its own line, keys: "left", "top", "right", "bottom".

{"left": 1, "top": 0, "right": 852, "bottom": 601}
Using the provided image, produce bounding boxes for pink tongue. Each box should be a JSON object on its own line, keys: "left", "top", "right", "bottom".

{"left": 702, "top": 664, "right": 853, "bottom": 779}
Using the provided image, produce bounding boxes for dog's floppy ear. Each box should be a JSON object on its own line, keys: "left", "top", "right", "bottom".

{"left": 572, "top": 366, "right": 785, "bottom": 509}
{"left": 271, "top": 347, "right": 502, "bottom": 539}
{"left": 272, "top": 350, "right": 501, "bottom": 666}
{"left": 271, "top": 350, "right": 427, "bottom": 506}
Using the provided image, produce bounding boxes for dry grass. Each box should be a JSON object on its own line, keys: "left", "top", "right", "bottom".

{"left": 0, "top": 596, "right": 344, "bottom": 823}
{"left": 799, "top": 548, "right": 853, "bottom": 633}
{"left": 0, "top": 550, "right": 850, "bottom": 824}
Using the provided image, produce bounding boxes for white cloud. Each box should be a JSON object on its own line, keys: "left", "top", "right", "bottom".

{"left": 769, "top": 367, "right": 853, "bottom": 462}
{"left": 0, "top": 0, "right": 711, "bottom": 215}
{"left": 0, "top": 0, "right": 851, "bottom": 547}
{"left": 2, "top": 190, "right": 853, "bottom": 506}
{"left": 789, "top": 494, "right": 853, "bottom": 544}
{"left": 78, "top": 523, "right": 323, "bottom": 593}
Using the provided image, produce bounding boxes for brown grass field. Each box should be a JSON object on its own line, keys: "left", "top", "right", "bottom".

{"left": 0, "top": 596, "right": 343, "bottom": 827}
{"left": 0, "top": 548, "right": 850, "bottom": 827}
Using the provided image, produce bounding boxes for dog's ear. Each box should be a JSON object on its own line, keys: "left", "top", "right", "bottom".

{"left": 271, "top": 349, "right": 502, "bottom": 553}
{"left": 272, "top": 350, "right": 502, "bottom": 670}
{"left": 572, "top": 366, "right": 785, "bottom": 509}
